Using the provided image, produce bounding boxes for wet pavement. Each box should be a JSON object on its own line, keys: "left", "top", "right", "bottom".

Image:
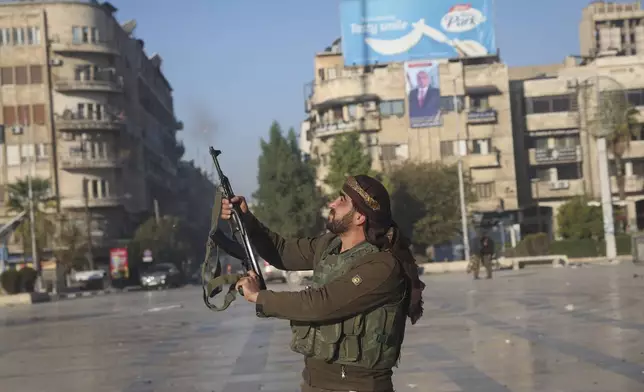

{"left": 1, "top": 263, "right": 643, "bottom": 391}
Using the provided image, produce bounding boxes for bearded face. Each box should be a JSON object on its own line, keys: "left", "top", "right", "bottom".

{"left": 325, "top": 207, "right": 356, "bottom": 235}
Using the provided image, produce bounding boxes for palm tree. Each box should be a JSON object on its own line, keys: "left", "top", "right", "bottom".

{"left": 606, "top": 105, "right": 640, "bottom": 202}
{"left": 6, "top": 177, "right": 57, "bottom": 261}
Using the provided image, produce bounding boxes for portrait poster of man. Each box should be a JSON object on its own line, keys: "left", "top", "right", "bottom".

{"left": 405, "top": 60, "right": 443, "bottom": 128}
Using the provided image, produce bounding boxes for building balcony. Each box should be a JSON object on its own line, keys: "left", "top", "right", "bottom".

{"left": 612, "top": 140, "right": 644, "bottom": 159}
{"left": 51, "top": 41, "right": 120, "bottom": 56}
{"left": 56, "top": 116, "right": 125, "bottom": 132}
{"left": 312, "top": 116, "right": 381, "bottom": 138}
{"left": 467, "top": 109, "right": 497, "bottom": 124}
{"left": 529, "top": 146, "right": 582, "bottom": 166}
{"left": 463, "top": 64, "right": 506, "bottom": 92}
{"left": 313, "top": 77, "right": 366, "bottom": 104}
{"left": 526, "top": 112, "right": 579, "bottom": 131}
{"left": 532, "top": 179, "right": 585, "bottom": 199}
{"left": 60, "top": 196, "right": 123, "bottom": 209}
{"left": 54, "top": 79, "right": 123, "bottom": 94}
{"left": 610, "top": 176, "right": 644, "bottom": 194}
{"left": 466, "top": 153, "right": 499, "bottom": 168}
{"left": 60, "top": 156, "right": 124, "bottom": 170}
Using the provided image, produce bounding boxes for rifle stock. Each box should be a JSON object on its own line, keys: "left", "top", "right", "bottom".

{"left": 208, "top": 147, "right": 267, "bottom": 293}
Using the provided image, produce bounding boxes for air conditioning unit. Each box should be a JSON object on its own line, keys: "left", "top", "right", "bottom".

{"left": 50, "top": 58, "right": 63, "bottom": 66}
{"left": 550, "top": 180, "right": 570, "bottom": 190}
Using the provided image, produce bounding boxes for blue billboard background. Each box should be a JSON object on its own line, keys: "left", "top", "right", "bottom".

{"left": 340, "top": 0, "right": 496, "bottom": 66}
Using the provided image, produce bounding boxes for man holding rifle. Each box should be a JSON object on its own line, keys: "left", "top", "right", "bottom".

{"left": 220, "top": 174, "right": 425, "bottom": 392}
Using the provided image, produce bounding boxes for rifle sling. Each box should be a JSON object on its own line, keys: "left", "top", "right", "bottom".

{"left": 201, "top": 186, "right": 245, "bottom": 311}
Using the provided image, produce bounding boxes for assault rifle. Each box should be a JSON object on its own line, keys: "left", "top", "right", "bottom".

{"left": 201, "top": 147, "right": 267, "bottom": 311}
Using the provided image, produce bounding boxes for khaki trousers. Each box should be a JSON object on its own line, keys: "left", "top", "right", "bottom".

{"left": 472, "top": 254, "right": 493, "bottom": 279}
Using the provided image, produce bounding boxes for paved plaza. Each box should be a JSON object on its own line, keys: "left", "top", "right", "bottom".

{"left": 1, "top": 263, "right": 644, "bottom": 391}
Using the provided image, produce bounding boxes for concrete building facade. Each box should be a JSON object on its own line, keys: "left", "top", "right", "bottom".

{"left": 0, "top": 0, "right": 183, "bottom": 261}
{"left": 410, "top": 57, "right": 519, "bottom": 215}
{"left": 301, "top": 39, "right": 409, "bottom": 195}
{"left": 511, "top": 54, "right": 644, "bottom": 236}
{"left": 300, "top": 41, "right": 519, "bottom": 220}
{"left": 580, "top": 1, "right": 644, "bottom": 58}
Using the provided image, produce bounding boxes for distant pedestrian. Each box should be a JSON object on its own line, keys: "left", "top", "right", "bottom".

{"left": 472, "top": 234, "right": 495, "bottom": 280}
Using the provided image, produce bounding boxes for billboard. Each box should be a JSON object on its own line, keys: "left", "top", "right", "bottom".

{"left": 110, "top": 247, "right": 129, "bottom": 279}
{"left": 340, "top": 0, "right": 496, "bottom": 66}
{"left": 405, "top": 60, "right": 443, "bottom": 128}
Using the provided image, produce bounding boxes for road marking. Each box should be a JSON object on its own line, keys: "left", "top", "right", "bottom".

{"left": 146, "top": 304, "right": 183, "bottom": 313}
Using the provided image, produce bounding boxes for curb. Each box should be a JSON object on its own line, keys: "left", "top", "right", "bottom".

{"left": 51, "top": 286, "right": 142, "bottom": 301}
{"left": 0, "top": 286, "right": 142, "bottom": 308}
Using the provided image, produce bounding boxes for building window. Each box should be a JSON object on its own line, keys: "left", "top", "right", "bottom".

{"left": 526, "top": 94, "right": 577, "bottom": 114}
{"left": 556, "top": 164, "right": 581, "bottom": 180}
{"left": 470, "top": 95, "right": 490, "bottom": 110}
{"left": 474, "top": 182, "right": 495, "bottom": 199}
{"left": 379, "top": 100, "right": 404, "bottom": 117}
{"left": 33, "top": 104, "right": 46, "bottom": 125}
{"left": 75, "top": 65, "right": 89, "bottom": 80}
{"left": 91, "top": 27, "right": 100, "bottom": 43}
{"left": 30, "top": 65, "right": 43, "bottom": 84}
{"left": 440, "top": 140, "right": 467, "bottom": 157}
{"left": 381, "top": 145, "right": 397, "bottom": 161}
{"left": 472, "top": 138, "right": 491, "bottom": 154}
{"left": 332, "top": 106, "right": 343, "bottom": 122}
{"left": 0, "top": 67, "right": 13, "bottom": 85}
{"left": 0, "top": 28, "right": 10, "bottom": 46}
{"left": 26, "top": 27, "right": 41, "bottom": 45}
{"left": 17, "top": 105, "right": 30, "bottom": 125}
{"left": 554, "top": 136, "right": 579, "bottom": 148}
{"left": 440, "top": 141, "right": 454, "bottom": 157}
{"left": 626, "top": 88, "right": 644, "bottom": 106}
{"left": 12, "top": 28, "right": 24, "bottom": 45}
{"left": 440, "top": 96, "right": 465, "bottom": 112}
{"left": 14, "top": 66, "right": 28, "bottom": 85}
{"left": 2, "top": 106, "right": 16, "bottom": 125}
{"left": 72, "top": 26, "right": 82, "bottom": 43}
{"left": 347, "top": 104, "right": 357, "bottom": 120}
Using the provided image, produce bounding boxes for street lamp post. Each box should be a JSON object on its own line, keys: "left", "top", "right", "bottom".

{"left": 453, "top": 77, "right": 470, "bottom": 263}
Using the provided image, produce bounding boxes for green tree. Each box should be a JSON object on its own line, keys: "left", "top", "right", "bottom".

{"left": 6, "top": 177, "right": 56, "bottom": 261}
{"left": 557, "top": 196, "right": 603, "bottom": 240}
{"left": 390, "top": 162, "right": 475, "bottom": 249}
{"left": 128, "top": 215, "right": 191, "bottom": 268}
{"left": 252, "top": 121, "right": 325, "bottom": 237}
{"left": 53, "top": 216, "right": 87, "bottom": 271}
{"left": 598, "top": 90, "right": 640, "bottom": 201}
{"left": 325, "top": 132, "right": 378, "bottom": 195}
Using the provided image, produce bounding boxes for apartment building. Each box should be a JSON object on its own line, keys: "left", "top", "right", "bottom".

{"left": 0, "top": 0, "right": 183, "bottom": 262}
{"left": 410, "top": 57, "right": 520, "bottom": 218}
{"left": 511, "top": 54, "right": 644, "bottom": 235}
{"left": 580, "top": 1, "right": 644, "bottom": 57}
{"left": 301, "top": 39, "right": 410, "bottom": 195}
{"left": 300, "top": 40, "right": 519, "bottom": 217}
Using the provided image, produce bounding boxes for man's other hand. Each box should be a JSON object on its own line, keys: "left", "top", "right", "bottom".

{"left": 235, "top": 270, "right": 261, "bottom": 303}
{"left": 221, "top": 196, "right": 249, "bottom": 220}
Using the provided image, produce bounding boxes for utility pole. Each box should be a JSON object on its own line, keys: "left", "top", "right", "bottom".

{"left": 26, "top": 125, "right": 39, "bottom": 288}
{"left": 154, "top": 199, "right": 160, "bottom": 223}
{"left": 83, "top": 177, "right": 94, "bottom": 270}
{"left": 453, "top": 77, "right": 470, "bottom": 263}
{"left": 594, "top": 73, "right": 617, "bottom": 262}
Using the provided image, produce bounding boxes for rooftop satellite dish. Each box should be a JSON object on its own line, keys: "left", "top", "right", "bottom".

{"left": 121, "top": 20, "right": 137, "bottom": 36}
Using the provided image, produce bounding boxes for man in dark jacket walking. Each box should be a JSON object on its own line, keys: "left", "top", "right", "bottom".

{"left": 472, "top": 234, "right": 495, "bottom": 280}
